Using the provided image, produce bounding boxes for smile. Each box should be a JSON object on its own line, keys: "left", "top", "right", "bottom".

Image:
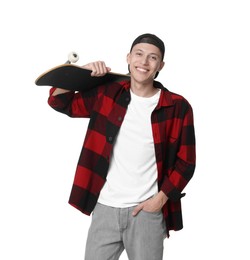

{"left": 136, "top": 67, "right": 149, "bottom": 73}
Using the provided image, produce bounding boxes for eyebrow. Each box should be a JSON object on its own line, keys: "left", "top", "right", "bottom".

{"left": 133, "top": 48, "right": 160, "bottom": 57}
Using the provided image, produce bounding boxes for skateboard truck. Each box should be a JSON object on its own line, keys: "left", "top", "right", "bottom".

{"left": 65, "top": 52, "right": 79, "bottom": 64}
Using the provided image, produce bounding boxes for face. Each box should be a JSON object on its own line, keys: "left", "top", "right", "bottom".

{"left": 127, "top": 43, "right": 165, "bottom": 84}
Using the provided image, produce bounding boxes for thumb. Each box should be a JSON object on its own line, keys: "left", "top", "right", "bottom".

{"left": 132, "top": 203, "right": 144, "bottom": 217}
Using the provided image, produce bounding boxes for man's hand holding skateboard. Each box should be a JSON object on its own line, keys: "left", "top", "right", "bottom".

{"left": 51, "top": 61, "right": 111, "bottom": 96}
{"left": 82, "top": 61, "right": 111, "bottom": 77}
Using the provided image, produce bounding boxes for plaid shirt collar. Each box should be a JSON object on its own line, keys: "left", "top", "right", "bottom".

{"left": 120, "top": 80, "right": 174, "bottom": 109}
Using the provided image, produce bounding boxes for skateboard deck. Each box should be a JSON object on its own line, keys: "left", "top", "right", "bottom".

{"left": 35, "top": 64, "right": 130, "bottom": 91}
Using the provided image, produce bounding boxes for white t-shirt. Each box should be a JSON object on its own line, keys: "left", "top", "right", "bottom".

{"left": 98, "top": 89, "right": 161, "bottom": 207}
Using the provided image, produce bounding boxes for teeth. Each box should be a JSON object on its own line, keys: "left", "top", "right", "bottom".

{"left": 137, "top": 67, "right": 147, "bottom": 72}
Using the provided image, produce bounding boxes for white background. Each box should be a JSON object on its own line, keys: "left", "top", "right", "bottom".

{"left": 1, "top": 0, "right": 249, "bottom": 259}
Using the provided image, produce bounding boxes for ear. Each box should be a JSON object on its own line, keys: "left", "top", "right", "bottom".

{"left": 126, "top": 53, "right": 131, "bottom": 65}
{"left": 158, "top": 61, "right": 165, "bottom": 72}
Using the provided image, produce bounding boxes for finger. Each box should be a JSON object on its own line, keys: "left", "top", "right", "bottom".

{"left": 92, "top": 61, "right": 104, "bottom": 76}
{"left": 83, "top": 61, "right": 110, "bottom": 76}
{"left": 90, "top": 63, "right": 98, "bottom": 76}
{"left": 98, "top": 61, "right": 109, "bottom": 75}
{"left": 132, "top": 204, "right": 144, "bottom": 216}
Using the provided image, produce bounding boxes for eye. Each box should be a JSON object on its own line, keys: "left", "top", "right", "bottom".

{"left": 135, "top": 52, "right": 142, "bottom": 56}
{"left": 150, "top": 55, "right": 158, "bottom": 61}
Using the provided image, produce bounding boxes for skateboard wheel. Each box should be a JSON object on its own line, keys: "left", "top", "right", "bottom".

{"left": 68, "top": 52, "right": 79, "bottom": 63}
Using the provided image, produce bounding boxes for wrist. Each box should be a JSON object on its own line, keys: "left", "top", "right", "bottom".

{"left": 157, "top": 191, "right": 168, "bottom": 205}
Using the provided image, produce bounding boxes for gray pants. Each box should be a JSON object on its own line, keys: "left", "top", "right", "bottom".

{"left": 85, "top": 203, "right": 166, "bottom": 260}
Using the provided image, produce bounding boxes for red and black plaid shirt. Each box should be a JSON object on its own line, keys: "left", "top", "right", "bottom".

{"left": 48, "top": 80, "right": 196, "bottom": 237}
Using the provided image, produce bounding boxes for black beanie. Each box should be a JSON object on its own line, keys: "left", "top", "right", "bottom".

{"left": 130, "top": 33, "right": 165, "bottom": 61}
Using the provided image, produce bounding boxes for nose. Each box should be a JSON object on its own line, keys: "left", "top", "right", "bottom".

{"left": 141, "top": 56, "right": 149, "bottom": 65}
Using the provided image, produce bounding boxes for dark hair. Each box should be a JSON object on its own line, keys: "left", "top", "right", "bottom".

{"left": 130, "top": 33, "right": 165, "bottom": 61}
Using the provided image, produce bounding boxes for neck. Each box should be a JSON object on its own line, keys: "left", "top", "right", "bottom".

{"left": 130, "top": 80, "right": 158, "bottom": 97}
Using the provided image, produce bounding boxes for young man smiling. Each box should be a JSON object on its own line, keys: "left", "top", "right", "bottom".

{"left": 48, "top": 33, "right": 196, "bottom": 260}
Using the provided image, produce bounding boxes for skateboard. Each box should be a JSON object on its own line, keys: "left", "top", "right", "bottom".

{"left": 35, "top": 52, "right": 130, "bottom": 91}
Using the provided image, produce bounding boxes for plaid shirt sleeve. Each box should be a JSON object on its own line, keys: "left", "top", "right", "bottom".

{"left": 160, "top": 100, "right": 196, "bottom": 202}
{"left": 47, "top": 86, "right": 102, "bottom": 117}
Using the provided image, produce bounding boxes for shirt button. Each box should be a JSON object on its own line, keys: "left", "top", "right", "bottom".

{"left": 118, "top": 116, "right": 122, "bottom": 121}
{"left": 125, "top": 97, "right": 130, "bottom": 102}
{"left": 108, "top": 136, "right": 113, "bottom": 142}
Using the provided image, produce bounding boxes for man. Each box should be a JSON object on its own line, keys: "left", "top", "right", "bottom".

{"left": 48, "top": 33, "right": 196, "bottom": 260}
